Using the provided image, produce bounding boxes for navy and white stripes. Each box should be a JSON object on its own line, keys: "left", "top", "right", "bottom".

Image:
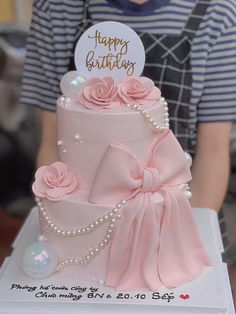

{"left": 21, "top": 0, "right": 236, "bottom": 127}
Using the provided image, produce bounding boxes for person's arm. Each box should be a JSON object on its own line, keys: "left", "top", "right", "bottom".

{"left": 190, "top": 122, "right": 232, "bottom": 212}
{"left": 37, "top": 109, "right": 58, "bottom": 167}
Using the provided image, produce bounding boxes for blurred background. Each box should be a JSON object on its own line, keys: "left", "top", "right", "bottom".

{"left": 0, "top": 0, "right": 235, "bottom": 306}
{"left": 0, "top": 0, "right": 40, "bottom": 263}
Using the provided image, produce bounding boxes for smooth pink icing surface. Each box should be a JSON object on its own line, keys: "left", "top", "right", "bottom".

{"left": 57, "top": 99, "right": 164, "bottom": 193}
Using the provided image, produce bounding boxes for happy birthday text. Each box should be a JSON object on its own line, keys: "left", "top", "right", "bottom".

{"left": 86, "top": 30, "right": 136, "bottom": 76}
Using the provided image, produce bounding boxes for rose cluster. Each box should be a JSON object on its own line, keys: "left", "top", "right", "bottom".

{"left": 77, "top": 76, "right": 161, "bottom": 110}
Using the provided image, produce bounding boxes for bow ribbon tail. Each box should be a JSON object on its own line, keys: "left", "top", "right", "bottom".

{"left": 158, "top": 188, "right": 212, "bottom": 288}
{"left": 105, "top": 193, "right": 164, "bottom": 291}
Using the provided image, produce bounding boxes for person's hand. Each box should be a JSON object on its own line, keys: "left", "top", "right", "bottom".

{"left": 190, "top": 122, "right": 232, "bottom": 211}
{"left": 36, "top": 109, "right": 58, "bottom": 167}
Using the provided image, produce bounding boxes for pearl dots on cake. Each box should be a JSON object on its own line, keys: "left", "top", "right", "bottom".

{"left": 35, "top": 197, "right": 124, "bottom": 239}
{"left": 74, "top": 133, "right": 83, "bottom": 146}
{"left": 185, "top": 185, "right": 192, "bottom": 199}
{"left": 185, "top": 152, "right": 192, "bottom": 168}
{"left": 35, "top": 197, "right": 125, "bottom": 270}
{"left": 57, "top": 139, "right": 67, "bottom": 153}
{"left": 161, "top": 97, "right": 170, "bottom": 129}
{"left": 181, "top": 183, "right": 192, "bottom": 199}
{"left": 126, "top": 97, "right": 169, "bottom": 132}
{"left": 57, "top": 140, "right": 63, "bottom": 147}
{"left": 58, "top": 95, "right": 72, "bottom": 108}
{"left": 74, "top": 133, "right": 81, "bottom": 141}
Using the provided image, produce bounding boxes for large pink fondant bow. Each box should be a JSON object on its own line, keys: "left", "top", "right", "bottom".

{"left": 89, "top": 130, "right": 211, "bottom": 291}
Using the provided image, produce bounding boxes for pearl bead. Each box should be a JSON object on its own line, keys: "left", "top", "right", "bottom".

{"left": 185, "top": 152, "right": 193, "bottom": 167}
{"left": 74, "top": 134, "right": 81, "bottom": 141}
{"left": 185, "top": 190, "right": 192, "bottom": 199}
{"left": 57, "top": 140, "right": 63, "bottom": 146}
{"left": 38, "top": 235, "right": 46, "bottom": 242}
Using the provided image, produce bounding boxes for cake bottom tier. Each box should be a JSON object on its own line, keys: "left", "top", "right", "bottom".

{"left": 39, "top": 192, "right": 164, "bottom": 284}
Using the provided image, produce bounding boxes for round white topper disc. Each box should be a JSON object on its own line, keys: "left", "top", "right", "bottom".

{"left": 74, "top": 21, "right": 145, "bottom": 83}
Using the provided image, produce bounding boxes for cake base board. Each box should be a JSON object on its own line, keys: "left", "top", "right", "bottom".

{"left": 0, "top": 207, "right": 235, "bottom": 314}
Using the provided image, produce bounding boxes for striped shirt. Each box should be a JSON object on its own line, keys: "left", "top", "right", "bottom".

{"left": 21, "top": 0, "right": 236, "bottom": 129}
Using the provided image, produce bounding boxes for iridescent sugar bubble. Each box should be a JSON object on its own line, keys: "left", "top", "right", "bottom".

{"left": 60, "top": 71, "right": 86, "bottom": 99}
{"left": 21, "top": 241, "right": 57, "bottom": 279}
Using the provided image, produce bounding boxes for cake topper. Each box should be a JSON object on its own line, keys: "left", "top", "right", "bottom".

{"left": 74, "top": 21, "right": 145, "bottom": 83}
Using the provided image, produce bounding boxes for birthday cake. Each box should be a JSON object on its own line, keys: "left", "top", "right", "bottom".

{"left": 22, "top": 22, "right": 211, "bottom": 291}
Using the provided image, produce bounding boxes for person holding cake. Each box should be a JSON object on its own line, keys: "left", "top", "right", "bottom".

{"left": 21, "top": 0, "right": 236, "bottom": 213}
{"left": 18, "top": 0, "right": 236, "bottom": 292}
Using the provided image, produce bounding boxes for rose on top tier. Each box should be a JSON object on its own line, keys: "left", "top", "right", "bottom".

{"left": 119, "top": 76, "right": 161, "bottom": 106}
{"left": 77, "top": 77, "right": 121, "bottom": 109}
{"left": 32, "top": 162, "right": 78, "bottom": 201}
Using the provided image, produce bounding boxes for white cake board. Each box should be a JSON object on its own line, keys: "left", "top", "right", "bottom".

{"left": 0, "top": 207, "right": 235, "bottom": 314}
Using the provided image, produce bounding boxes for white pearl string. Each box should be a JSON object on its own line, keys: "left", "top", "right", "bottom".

{"left": 126, "top": 97, "right": 169, "bottom": 132}
{"left": 35, "top": 197, "right": 125, "bottom": 238}
{"left": 35, "top": 197, "right": 125, "bottom": 270}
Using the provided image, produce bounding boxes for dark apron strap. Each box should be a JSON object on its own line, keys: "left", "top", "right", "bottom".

{"left": 182, "top": 0, "right": 211, "bottom": 38}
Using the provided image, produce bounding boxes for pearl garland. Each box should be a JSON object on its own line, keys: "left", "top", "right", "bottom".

{"left": 126, "top": 97, "right": 169, "bottom": 132}
{"left": 35, "top": 197, "right": 125, "bottom": 238}
{"left": 35, "top": 197, "right": 126, "bottom": 270}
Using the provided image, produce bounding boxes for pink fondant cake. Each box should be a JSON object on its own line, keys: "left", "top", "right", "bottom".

{"left": 32, "top": 75, "right": 211, "bottom": 291}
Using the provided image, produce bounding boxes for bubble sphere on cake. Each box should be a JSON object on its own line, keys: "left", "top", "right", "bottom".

{"left": 22, "top": 21, "right": 211, "bottom": 291}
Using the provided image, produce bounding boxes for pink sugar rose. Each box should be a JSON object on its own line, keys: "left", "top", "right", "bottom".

{"left": 119, "top": 76, "right": 161, "bottom": 106}
{"left": 77, "top": 77, "right": 121, "bottom": 109}
{"left": 32, "top": 162, "right": 78, "bottom": 201}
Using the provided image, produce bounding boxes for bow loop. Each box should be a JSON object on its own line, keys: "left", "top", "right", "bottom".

{"left": 141, "top": 167, "right": 160, "bottom": 192}
{"left": 89, "top": 130, "right": 191, "bottom": 204}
